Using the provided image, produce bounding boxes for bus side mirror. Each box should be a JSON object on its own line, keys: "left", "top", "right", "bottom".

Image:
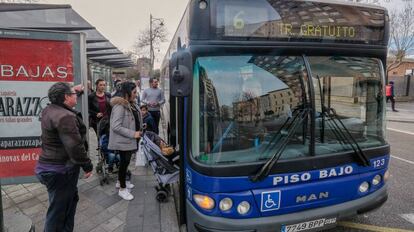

{"left": 170, "top": 51, "right": 192, "bottom": 97}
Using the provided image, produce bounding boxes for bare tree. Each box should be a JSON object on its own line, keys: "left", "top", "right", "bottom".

{"left": 133, "top": 21, "right": 168, "bottom": 74}
{"left": 387, "top": 2, "right": 414, "bottom": 75}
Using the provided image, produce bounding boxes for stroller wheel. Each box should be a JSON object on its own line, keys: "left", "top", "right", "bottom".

{"left": 99, "top": 179, "right": 105, "bottom": 186}
{"left": 96, "top": 165, "right": 102, "bottom": 174}
{"left": 156, "top": 190, "right": 168, "bottom": 202}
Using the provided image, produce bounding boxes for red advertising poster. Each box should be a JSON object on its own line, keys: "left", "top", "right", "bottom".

{"left": 0, "top": 38, "right": 73, "bottom": 82}
{"left": 0, "top": 38, "right": 74, "bottom": 179}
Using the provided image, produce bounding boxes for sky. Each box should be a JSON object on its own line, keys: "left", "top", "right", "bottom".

{"left": 40, "top": 0, "right": 189, "bottom": 68}
{"left": 36, "top": 0, "right": 411, "bottom": 67}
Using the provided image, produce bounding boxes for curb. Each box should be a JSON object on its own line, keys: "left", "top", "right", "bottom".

{"left": 387, "top": 119, "right": 414, "bottom": 123}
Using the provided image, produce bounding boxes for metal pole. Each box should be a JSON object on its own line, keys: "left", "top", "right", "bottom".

{"left": 149, "top": 14, "right": 153, "bottom": 78}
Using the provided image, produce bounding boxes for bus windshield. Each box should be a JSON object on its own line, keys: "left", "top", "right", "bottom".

{"left": 191, "top": 55, "right": 386, "bottom": 166}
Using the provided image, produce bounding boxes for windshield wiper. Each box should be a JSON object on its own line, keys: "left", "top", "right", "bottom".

{"left": 250, "top": 107, "right": 309, "bottom": 182}
{"left": 323, "top": 107, "right": 370, "bottom": 166}
{"left": 315, "top": 75, "right": 369, "bottom": 167}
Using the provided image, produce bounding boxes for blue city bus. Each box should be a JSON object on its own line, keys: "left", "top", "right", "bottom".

{"left": 160, "top": 0, "right": 390, "bottom": 231}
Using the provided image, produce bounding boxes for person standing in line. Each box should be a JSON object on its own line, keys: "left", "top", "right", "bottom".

{"left": 108, "top": 82, "right": 142, "bottom": 200}
{"left": 88, "top": 79, "right": 112, "bottom": 139}
{"left": 35, "top": 82, "right": 93, "bottom": 232}
{"left": 386, "top": 81, "right": 398, "bottom": 112}
{"left": 141, "top": 78, "right": 165, "bottom": 134}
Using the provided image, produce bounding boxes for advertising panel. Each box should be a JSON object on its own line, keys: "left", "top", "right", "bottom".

{"left": 0, "top": 29, "right": 86, "bottom": 184}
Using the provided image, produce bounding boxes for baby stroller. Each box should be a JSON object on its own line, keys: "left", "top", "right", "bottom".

{"left": 141, "top": 131, "right": 179, "bottom": 202}
{"left": 96, "top": 117, "right": 121, "bottom": 186}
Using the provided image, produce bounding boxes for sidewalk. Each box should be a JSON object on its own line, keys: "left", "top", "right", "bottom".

{"left": 1, "top": 129, "right": 179, "bottom": 232}
{"left": 386, "top": 101, "right": 414, "bottom": 123}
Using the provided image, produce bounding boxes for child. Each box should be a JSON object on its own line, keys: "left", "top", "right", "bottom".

{"left": 99, "top": 133, "right": 120, "bottom": 173}
{"left": 140, "top": 104, "right": 157, "bottom": 134}
{"left": 145, "top": 131, "right": 175, "bottom": 156}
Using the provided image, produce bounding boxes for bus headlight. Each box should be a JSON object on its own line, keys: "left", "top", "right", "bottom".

{"left": 237, "top": 201, "right": 250, "bottom": 215}
{"left": 359, "top": 181, "right": 370, "bottom": 193}
{"left": 383, "top": 170, "right": 390, "bottom": 182}
{"left": 193, "top": 194, "right": 215, "bottom": 210}
{"left": 199, "top": 0, "right": 208, "bottom": 10}
{"left": 219, "top": 198, "right": 233, "bottom": 211}
{"left": 372, "top": 175, "right": 382, "bottom": 186}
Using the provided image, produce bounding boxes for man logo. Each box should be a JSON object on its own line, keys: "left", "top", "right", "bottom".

{"left": 296, "top": 192, "right": 329, "bottom": 203}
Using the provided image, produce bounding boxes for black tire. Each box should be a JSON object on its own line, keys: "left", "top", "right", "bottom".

{"left": 156, "top": 190, "right": 168, "bottom": 202}
{"left": 99, "top": 179, "right": 104, "bottom": 186}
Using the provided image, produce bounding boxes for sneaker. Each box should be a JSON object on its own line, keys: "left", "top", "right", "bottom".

{"left": 115, "top": 181, "right": 135, "bottom": 189}
{"left": 118, "top": 189, "right": 134, "bottom": 201}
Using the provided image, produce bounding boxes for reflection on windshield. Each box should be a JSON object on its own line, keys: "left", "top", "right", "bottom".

{"left": 309, "top": 56, "right": 386, "bottom": 156}
{"left": 192, "top": 56, "right": 386, "bottom": 166}
{"left": 193, "top": 56, "right": 309, "bottom": 165}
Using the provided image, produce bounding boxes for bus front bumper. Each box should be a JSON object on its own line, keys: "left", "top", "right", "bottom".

{"left": 186, "top": 184, "right": 387, "bottom": 232}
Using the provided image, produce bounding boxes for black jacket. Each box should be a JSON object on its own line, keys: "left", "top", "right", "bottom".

{"left": 39, "top": 104, "right": 92, "bottom": 172}
{"left": 88, "top": 92, "right": 111, "bottom": 126}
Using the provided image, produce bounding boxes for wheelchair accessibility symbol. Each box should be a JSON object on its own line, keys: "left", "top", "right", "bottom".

{"left": 261, "top": 190, "right": 281, "bottom": 212}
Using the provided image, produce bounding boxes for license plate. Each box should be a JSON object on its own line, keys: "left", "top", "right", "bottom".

{"left": 281, "top": 217, "right": 337, "bottom": 232}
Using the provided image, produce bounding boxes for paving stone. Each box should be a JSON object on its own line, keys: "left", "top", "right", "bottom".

{"left": 30, "top": 186, "right": 47, "bottom": 196}
{"left": 126, "top": 208, "right": 144, "bottom": 227}
{"left": 107, "top": 199, "right": 129, "bottom": 215}
{"left": 90, "top": 210, "right": 115, "bottom": 225}
{"left": 124, "top": 224, "right": 143, "bottom": 232}
{"left": 90, "top": 225, "right": 108, "bottom": 232}
{"left": 143, "top": 224, "right": 161, "bottom": 232}
{"left": 112, "top": 224, "right": 125, "bottom": 232}
{"left": 3, "top": 184, "right": 25, "bottom": 194}
{"left": 116, "top": 211, "right": 127, "bottom": 221}
{"left": 13, "top": 193, "right": 34, "bottom": 204}
{"left": 78, "top": 182, "right": 95, "bottom": 193}
{"left": 84, "top": 187, "right": 110, "bottom": 203}
{"left": 74, "top": 211, "right": 89, "bottom": 224}
{"left": 7, "top": 188, "right": 29, "bottom": 198}
{"left": 97, "top": 193, "right": 122, "bottom": 209}
{"left": 80, "top": 203, "right": 105, "bottom": 216}
{"left": 17, "top": 197, "right": 42, "bottom": 210}
{"left": 22, "top": 203, "right": 47, "bottom": 216}
{"left": 101, "top": 216, "right": 124, "bottom": 232}
{"left": 160, "top": 200, "right": 179, "bottom": 232}
{"left": 34, "top": 221, "right": 45, "bottom": 232}
{"left": 36, "top": 192, "right": 49, "bottom": 202}
{"left": 25, "top": 183, "right": 43, "bottom": 192}
{"left": 75, "top": 218, "right": 100, "bottom": 232}
{"left": 29, "top": 210, "right": 47, "bottom": 224}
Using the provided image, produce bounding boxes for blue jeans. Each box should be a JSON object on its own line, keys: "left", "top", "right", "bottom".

{"left": 36, "top": 167, "right": 80, "bottom": 232}
{"left": 106, "top": 152, "right": 120, "bottom": 168}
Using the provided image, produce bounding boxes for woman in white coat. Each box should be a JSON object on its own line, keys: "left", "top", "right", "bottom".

{"left": 108, "top": 82, "right": 142, "bottom": 200}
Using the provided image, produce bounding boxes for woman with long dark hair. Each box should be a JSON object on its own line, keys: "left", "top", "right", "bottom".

{"left": 108, "top": 81, "right": 142, "bottom": 200}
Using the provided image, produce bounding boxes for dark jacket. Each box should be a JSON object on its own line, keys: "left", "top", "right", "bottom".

{"left": 143, "top": 112, "right": 157, "bottom": 134}
{"left": 88, "top": 92, "right": 112, "bottom": 126}
{"left": 39, "top": 104, "right": 93, "bottom": 172}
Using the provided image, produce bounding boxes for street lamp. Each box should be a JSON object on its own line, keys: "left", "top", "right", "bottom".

{"left": 150, "top": 14, "right": 164, "bottom": 78}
